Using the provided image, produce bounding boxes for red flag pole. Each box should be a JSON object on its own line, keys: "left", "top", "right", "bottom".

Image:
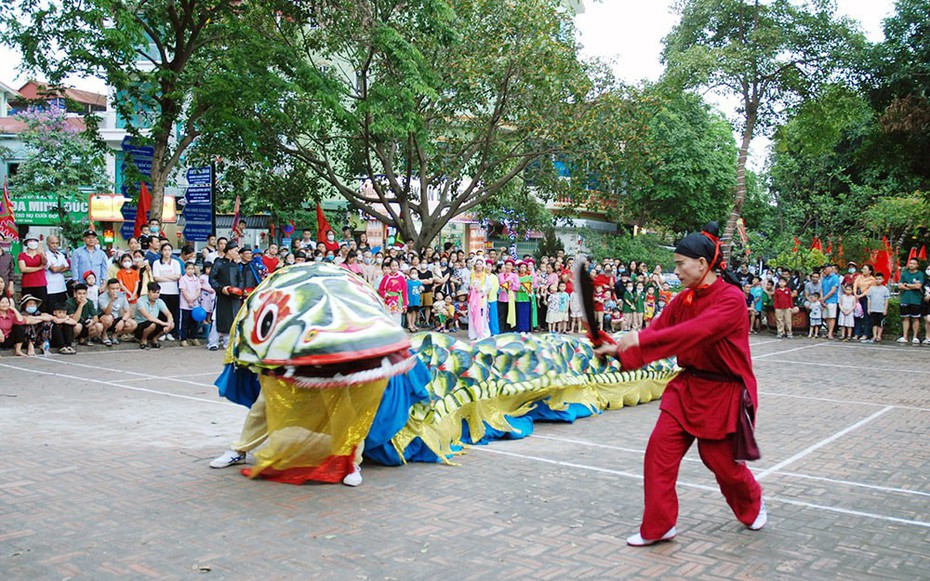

{"left": 133, "top": 182, "right": 152, "bottom": 238}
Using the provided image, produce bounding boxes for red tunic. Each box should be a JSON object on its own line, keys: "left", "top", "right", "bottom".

{"left": 618, "top": 277, "right": 757, "bottom": 440}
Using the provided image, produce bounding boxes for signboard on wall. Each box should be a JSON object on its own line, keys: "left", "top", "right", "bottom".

{"left": 366, "top": 220, "right": 384, "bottom": 252}
{"left": 10, "top": 192, "right": 88, "bottom": 225}
{"left": 468, "top": 225, "right": 487, "bottom": 254}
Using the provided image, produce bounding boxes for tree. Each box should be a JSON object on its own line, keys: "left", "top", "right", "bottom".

{"left": 3, "top": 0, "right": 254, "bottom": 219}
{"left": 661, "top": 0, "right": 866, "bottom": 258}
{"left": 629, "top": 88, "right": 737, "bottom": 232}
{"left": 8, "top": 105, "right": 109, "bottom": 242}
{"left": 196, "top": 0, "right": 632, "bottom": 249}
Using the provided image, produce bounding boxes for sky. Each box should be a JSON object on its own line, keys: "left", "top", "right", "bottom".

{"left": 573, "top": 0, "right": 896, "bottom": 167}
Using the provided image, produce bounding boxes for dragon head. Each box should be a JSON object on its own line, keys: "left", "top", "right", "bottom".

{"left": 230, "top": 263, "right": 414, "bottom": 387}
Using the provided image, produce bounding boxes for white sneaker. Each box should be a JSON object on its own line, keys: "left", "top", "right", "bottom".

{"left": 912, "top": 338, "right": 921, "bottom": 345}
{"left": 748, "top": 500, "right": 767, "bottom": 530}
{"left": 626, "top": 527, "right": 676, "bottom": 547}
{"left": 896, "top": 337, "right": 908, "bottom": 343}
{"left": 342, "top": 465, "right": 363, "bottom": 487}
{"left": 209, "top": 450, "right": 246, "bottom": 469}
{"left": 166, "top": 333, "right": 177, "bottom": 341}
{"left": 923, "top": 339, "right": 930, "bottom": 345}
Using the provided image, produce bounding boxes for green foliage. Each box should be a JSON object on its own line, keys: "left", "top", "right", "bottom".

{"left": 194, "top": 0, "right": 631, "bottom": 249}
{"left": 771, "top": 247, "right": 828, "bottom": 272}
{"left": 863, "top": 193, "right": 930, "bottom": 241}
{"left": 534, "top": 228, "right": 564, "bottom": 261}
{"left": 626, "top": 88, "right": 736, "bottom": 231}
{"left": 662, "top": 0, "right": 867, "bottom": 251}
{"left": 586, "top": 232, "right": 674, "bottom": 270}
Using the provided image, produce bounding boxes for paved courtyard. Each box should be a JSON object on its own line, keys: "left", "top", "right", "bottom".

{"left": 1, "top": 336, "right": 928, "bottom": 580}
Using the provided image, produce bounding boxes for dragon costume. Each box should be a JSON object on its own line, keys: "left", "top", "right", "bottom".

{"left": 215, "top": 263, "right": 678, "bottom": 484}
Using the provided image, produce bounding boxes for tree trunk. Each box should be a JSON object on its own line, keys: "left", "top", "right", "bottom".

{"left": 147, "top": 140, "right": 169, "bottom": 223}
{"left": 723, "top": 112, "right": 756, "bottom": 264}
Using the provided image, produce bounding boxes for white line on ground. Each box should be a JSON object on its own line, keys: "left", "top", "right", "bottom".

{"left": 533, "top": 434, "right": 930, "bottom": 499}
{"left": 774, "top": 470, "right": 930, "bottom": 499}
{"left": 749, "top": 339, "right": 783, "bottom": 347}
{"left": 753, "top": 343, "right": 824, "bottom": 359}
{"left": 0, "top": 361, "right": 234, "bottom": 407}
{"left": 36, "top": 356, "right": 218, "bottom": 388}
{"left": 755, "top": 406, "right": 895, "bottom": 480}
{"left": 757, "top": 359, "right": 930, "bottom": 374}
{"left": 756, "top": 390, "right": 930, "bottom": 412}
{"left": 118, "top": 371, "right": 222, "bottom": 382}
{"left": 474, "top": 445, "right": 930, "bottom": 529}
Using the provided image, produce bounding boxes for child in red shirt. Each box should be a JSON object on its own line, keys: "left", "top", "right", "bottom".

{"left": 773, "top": 277, "right": 794, "bottom": 338}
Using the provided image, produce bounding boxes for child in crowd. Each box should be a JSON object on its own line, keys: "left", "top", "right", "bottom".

{"left": 453, "top": 290, "right": 468, "bottom": 331}
{"left": 546, "top": 283, "right": 561, "bottom": 333}
{"left": 179, "top": 262, "right": 201, "bottom": 346}
{"left": 592, "top": 284, "right": 607, "bottom": 331}
{"left": 609, "top": 306, "right": 624, "bottom": 332}
{"left": 406, "top": 269, "right": 423, "bottom": 333}
{"left": 643, "top": 287, "right": 656, "bottom": 328}
{"left": 554, "top": 281, "right": 570, "bottom": 333}
{"left": 432, "top": 291, "right": 449, "bottom": 332}
{"left": 622, "top": 282, "right": 635, "bottom": 331}
{"left": 838, "top": 284, "right": 856, "bottom": 341}
{"left": 568, "top": 287, "right": 583, "bottom": 333}
{"left": 806, "top": 292, "right": 824, "bottom": 338}
{"left": 761, "top": 280, "right": 775, "bottom": 332}
{"left": 866, "top": 272, "right": 890, "bottom": 343}
{"left": 773, "top": 277, "right": 794, "bottom": 338}
{"left": 632, "top": 283, "right": 645, "bottom": 331}
{"left": 749, "top": 277, "right": 764, "bottom": 334}
{"left": 83, "top": 271, "right": 100, "bottom": 303}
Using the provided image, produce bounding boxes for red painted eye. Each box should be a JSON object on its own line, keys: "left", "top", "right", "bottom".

{"left": 251, "top": 290, "right": 291, "bottom": 344}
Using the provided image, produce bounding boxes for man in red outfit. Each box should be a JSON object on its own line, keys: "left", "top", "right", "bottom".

{"left": 595, "top": 222, "right": 766, "bottom": 546}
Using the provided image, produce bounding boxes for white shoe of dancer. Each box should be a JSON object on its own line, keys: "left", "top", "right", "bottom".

{"left": 626, "top": 527, "right": 677, "bottom": 547}
{"left": 748, "top": 500, "right": 767, "bottom": 530}
{"left": 209, "top": 450, "right": 246, "bottom": 469}
{"left": 342, "top": 465, "right": 363, "bottom": 487}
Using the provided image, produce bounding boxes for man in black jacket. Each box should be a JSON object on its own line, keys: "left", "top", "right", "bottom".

{"left": 210, "top": 242, "right": 242, "bottom": 349}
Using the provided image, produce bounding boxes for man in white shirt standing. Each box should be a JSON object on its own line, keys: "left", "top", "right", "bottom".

{"left": 45, "top": 235, "right": 71, "bottom": 308}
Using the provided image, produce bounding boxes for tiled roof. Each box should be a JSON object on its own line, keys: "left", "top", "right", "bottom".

{"left": 17, "top": 81, "right": 107, "bottom": 107}
{"left": 0, "top": 116, "right": 86, "bottom": 134}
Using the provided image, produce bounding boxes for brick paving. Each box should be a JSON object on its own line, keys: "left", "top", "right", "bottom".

{"left": 1, "top": 336, "right": 928, "bottom": 580}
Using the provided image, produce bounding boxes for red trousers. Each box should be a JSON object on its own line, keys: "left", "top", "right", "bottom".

{"left": 640, "top": 411, "right": 763, "bottom": 539}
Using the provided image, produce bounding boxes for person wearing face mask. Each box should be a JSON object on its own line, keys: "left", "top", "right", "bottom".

{"left": 44, "top": 235, "right": 70, "bottom": 309}
{"left": 117, "top": 252, "right": 141, "bottom": 304}
{"left": 322, "top": 229, "right": 340, "bottom": 253}
{"left": 0, "top": 295, "right": 27, "bottom": 352}
{"left": 15, "top": 294, "right": 53, "bottom": 356}
{"left": 18, "top": 233, "right": 49, "bottom": 312}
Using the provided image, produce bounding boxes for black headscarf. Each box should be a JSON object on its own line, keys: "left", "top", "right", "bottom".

{"left": 674, "top": 222, "right": 741, "bottom": 287}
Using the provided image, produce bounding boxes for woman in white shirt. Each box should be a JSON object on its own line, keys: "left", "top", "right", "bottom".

{"left": 152, "top": 242, "right": 181, "bottom": 340}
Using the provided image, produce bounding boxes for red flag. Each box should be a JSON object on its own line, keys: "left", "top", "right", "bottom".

{"left": 792, "top": 236, "right": 800, "bottom": 253}
{"left": 826, "top": 241, "right": 833, "bottom": 255}
{"left": 811, "top": 237, "right": 823, "bottom": 251}
{"left": 907, "top": 247, "right": 918, "bottom": 262}
{"left": 316, "top": 203, "right": 333, "bottom": 242}
{"left": 0, "top": 181, "right": 19, "bottom": 241}
{"left": 919, "top": 245, "right": 927, "bottom": 261}
{"left": 231, "top": 195, "right": 242, "bottom": 239}
{"left": 133, "top": 182, "right": 152, "bottom": 238}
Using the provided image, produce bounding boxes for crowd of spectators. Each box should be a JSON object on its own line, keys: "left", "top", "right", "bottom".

{"left": 2, "top": 220, "right": 929, "bottom": 357}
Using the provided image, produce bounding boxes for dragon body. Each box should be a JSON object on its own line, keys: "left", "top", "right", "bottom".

{"left": 217, "top": 263, "right": 678, "bottom": 483}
